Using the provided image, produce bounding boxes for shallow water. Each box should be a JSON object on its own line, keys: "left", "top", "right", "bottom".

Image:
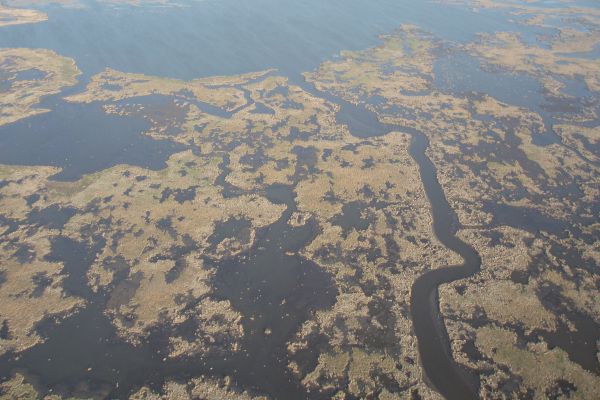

{"left": 0, "top": 100, "right": 185, "bottom": 180}
{"left": 0, "top": 184, "right": 336, "bottom": 399}
{"left": 1, "top": 0, "right": 599, "bottom": 399}
{"left": 0, "top": 0, "right": 523, "bottom": 80}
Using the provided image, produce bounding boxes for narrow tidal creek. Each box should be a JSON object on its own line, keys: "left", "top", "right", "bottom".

{"left": 300, "top": 77, "right": 482, "bottom": 400}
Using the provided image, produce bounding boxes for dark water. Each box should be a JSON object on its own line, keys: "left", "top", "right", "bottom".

{"left": 210, "top": 184, "right": 337, "bottom": 399}
{"left": 0, "top": 71, "right": 484, "bottom": 399}
{"left": 0, "top": 100, "right": 185, "bottom": 181}
{"left": 1, "top": 0, "right": 598, "bottom": 399}
{"left": 300, "top": 78, "right": 481, "bottom": 399}
{"left": 0, "top": 185, "right": 335, "bottom": 399}
{"left": 434, "top": 53, "right": 543, "bottom": 111}
{"left": 433, "top": 51, "right": 600, "bottom": 151}
{"left": 331, "top": 201, "right": 371, "bottom": 235}
{"left": 407, "top": 133, "right": 481, "bottom": 400}
{"left": 3, "top": 0, "right": 525, "bottom": 180}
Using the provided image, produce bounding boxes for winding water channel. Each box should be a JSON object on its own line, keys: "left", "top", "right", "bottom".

{"left": 408, "top": 134, "right": 481, "bottom": 400}
{"left": 297, "top": 77, "right": 482, "bottom": 400}
{"left": 0, "top": 73, "right": 483, "bottom": 400}
{"left": 3, "top": 0, "right": 599, "bottom": 397}
{"left": 0, "top": 72, "right": 482, "bottom": 400}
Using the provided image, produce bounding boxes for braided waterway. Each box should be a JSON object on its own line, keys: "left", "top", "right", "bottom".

{"left": 295, "top": 76, "right": 482, "bottom": 400}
